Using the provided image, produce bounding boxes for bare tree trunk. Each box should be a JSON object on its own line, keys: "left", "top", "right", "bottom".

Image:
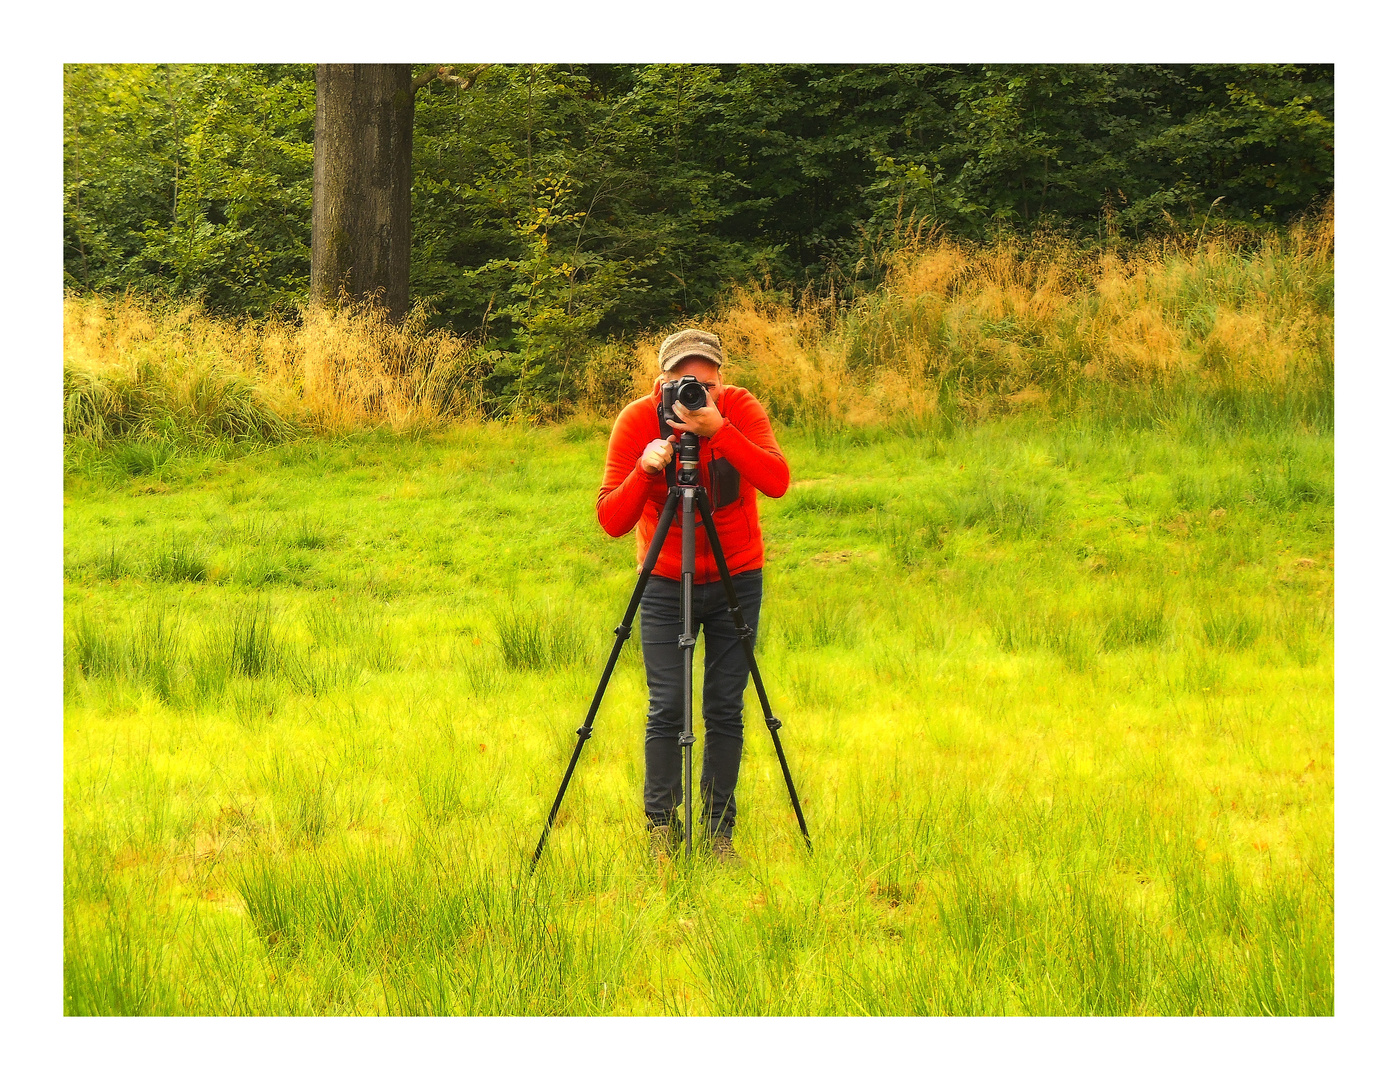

{"left": 310, "top": 64, "right": 414, "bottom": 320}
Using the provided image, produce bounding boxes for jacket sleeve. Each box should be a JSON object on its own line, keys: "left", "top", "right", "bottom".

{"left": 597, "top": 402, "right": 667, "bottom": 537}
{"left": 706, "top": 389, "right": 790, "bottom": 498}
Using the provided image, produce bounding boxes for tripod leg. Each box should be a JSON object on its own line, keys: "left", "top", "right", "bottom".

{"left": 679, "top": 489, "right": 697, "bottom": 859}
{"left": 696, "top": 490, "right": 812, "bottom": 851}
{"left": 531, "top": 488, "right": 682, "bottom": 871}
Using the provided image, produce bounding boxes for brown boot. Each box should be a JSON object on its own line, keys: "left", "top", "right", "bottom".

{"left": 711, "top": 833, "right": 744, "bottom": 868}
{"left": 649, "top": 823, "right": 680, "bottom": 862}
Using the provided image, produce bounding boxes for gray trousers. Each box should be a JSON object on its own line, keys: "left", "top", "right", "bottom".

{"left": 639, "top": 569, "right": 762, "bottom": 839}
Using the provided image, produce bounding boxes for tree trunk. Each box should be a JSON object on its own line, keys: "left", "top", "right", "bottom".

{"left": 310, "top": 64, "right": 414, "bottom": 320}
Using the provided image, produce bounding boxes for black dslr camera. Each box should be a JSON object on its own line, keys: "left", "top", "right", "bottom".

{"left": 659, "top": 374, "right": 709, "bottom": 429}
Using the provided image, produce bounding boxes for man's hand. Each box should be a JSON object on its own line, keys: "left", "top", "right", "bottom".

{"left": 669, "top": 388, "right": 725, "bottom": 438}
{"left": 638, "top": 437, "right": 676, "bottom": 475}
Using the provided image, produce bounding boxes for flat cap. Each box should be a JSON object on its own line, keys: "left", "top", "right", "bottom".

{"left": 658, "top": 328, "right": 725, "bottom": 372}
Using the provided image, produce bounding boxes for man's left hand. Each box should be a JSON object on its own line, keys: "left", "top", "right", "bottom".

{"left": 670, "top": 388, "right": 725, "bottom": 438}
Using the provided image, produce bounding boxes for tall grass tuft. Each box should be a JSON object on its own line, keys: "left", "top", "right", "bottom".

{"left": 67, "top": 613, "right": 122, "bottom": 680}
{"left": 937, "top": 480, "right": 1060, "bottom": 539}
{"left": 64, "top": 297, "right": 491, "bottom": 443}
{"left": 1200, "top": 607, "right": 1263, "bottom": 651}
{"left": 1099, "top": 595, "right": 1170, "bottom": 651}
{"left": 414, "top": 756, "right": 467, "bottom": 825}
{"left": 148, "top": 536, "right": 208, "bottom": 583}
{"left": 288, "top": 512, "right": 331, "bottom": 550}
{"left": 283, "top": 645, "right": 354, "bottom": 697}
{"left": 780, "top": 595, "right": 859, "bottom": 649}
{"left": 128, "top": 602, "right": 184, "bottom": 702}
{"left": 256, "top": 755, "right": 353, "bottom": 844}
{"left": 205, "top": 603, "right": 283, "bottom": 680}
{"left": 98, "top": 541, "right": 127, "bottom": 581}
{"left": 994, "top": 607, "right": 1099, "bottom": 671}
{"left": 65, "top": 906, "right": 179, "bottom": 1016}
{"left": 64, "top": 356, "right": 294, "bottom": 445}
{"left": 495, "top": 604, "right": 591, "bottom": 671}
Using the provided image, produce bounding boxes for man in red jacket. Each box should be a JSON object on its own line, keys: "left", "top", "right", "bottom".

{"left": 597, "top": 328, "right": 790, "bottom": 866}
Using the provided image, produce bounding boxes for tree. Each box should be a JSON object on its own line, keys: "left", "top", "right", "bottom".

{"left": 310, "top": 63, "right": 489, "bottom": 321}
{"left": 310, "top": 64, "right": 416, "bottom": 319}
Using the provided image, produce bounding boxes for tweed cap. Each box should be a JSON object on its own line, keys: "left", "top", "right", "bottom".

{"left": 658, "top": 328, "right": 725, "bottom": 372}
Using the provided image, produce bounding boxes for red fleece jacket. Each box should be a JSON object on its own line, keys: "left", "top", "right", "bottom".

{"left": 597, "top": 381, "right": 789, "bottom": 582}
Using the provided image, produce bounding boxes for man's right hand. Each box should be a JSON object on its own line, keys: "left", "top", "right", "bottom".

{"left": 639, "top": 437, "right": 676, "bottom": 475}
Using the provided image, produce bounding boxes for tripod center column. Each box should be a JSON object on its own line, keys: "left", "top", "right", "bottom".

{"left": 679, "top": 486, "right": 697, "bottom": 701}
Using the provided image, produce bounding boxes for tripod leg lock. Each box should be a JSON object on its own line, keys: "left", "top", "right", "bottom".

{"left": 678, "top": 732, "right": 696, "bottom": 747}
{"left": 765, "top": 714, "right": 782, "bottom": 732}
{"left": 576, "top": 725, "right": 594, "bottom": 740}
{"left": 678, "top": 634, "right": 697, "bottom": 648}
{"left": 613, "top": 624, "right": 633, "bottom": 641}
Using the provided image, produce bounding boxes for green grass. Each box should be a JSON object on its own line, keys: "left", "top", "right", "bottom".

{"left": 62, "top": 410, "right": 1333, "bottom": 1015}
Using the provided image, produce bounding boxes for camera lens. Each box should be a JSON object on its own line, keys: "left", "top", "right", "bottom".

{"left": 677, "top": 380, "right": 707, "bottom": 410}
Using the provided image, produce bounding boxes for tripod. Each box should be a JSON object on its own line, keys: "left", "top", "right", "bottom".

{"left": 531, "top": 431, "right": 811, "bottom": 868}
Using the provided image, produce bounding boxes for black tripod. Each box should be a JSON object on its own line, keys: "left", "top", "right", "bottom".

{"left": 531, "top": 431, "right": 811, "bottom": 868}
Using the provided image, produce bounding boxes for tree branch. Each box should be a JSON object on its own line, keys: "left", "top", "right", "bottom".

{"left": 411, "top": 66, "right": 444, "bottom": 91}
{"left": 413, "top": 64, "right": 491, "bottom": 92}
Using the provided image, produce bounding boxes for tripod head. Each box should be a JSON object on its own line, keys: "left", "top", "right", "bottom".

{"left": 673, "top": 432, "right": 700, "bottom": 486}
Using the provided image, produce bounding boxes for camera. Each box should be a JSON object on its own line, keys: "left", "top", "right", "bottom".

{"left": 660, "top": 374, "right": 709, "bottom": 428}
{"left": 657, "top": 374, "right": 707, "bottom": 483}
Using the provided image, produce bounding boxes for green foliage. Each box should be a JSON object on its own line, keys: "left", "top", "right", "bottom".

{"left": 65, "top": 63, "right": 1333, "bottom": 347}
{"left": 863, "top": 64, "right": 1333, "bottom": 238}
{"left": 64, "top": 64, "right": 314, "bottom": 312}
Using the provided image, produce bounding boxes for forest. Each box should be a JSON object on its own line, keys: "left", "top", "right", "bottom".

{"left": 64, "top": 64, "right": 1333, "bottom": 343}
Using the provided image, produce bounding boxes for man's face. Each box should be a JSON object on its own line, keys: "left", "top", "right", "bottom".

{"left": 667, "top": 356, "right": 722, "bottom": 394}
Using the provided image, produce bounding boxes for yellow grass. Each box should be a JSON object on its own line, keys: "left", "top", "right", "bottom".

{"left": 695, "top": 213, "right": 1331, "bottom": 426}
{"left": 64, "top": 206, "right": 1332, "bottom": 440}
{"left": 63, "top": 298, "right": 487, "bottom": 437}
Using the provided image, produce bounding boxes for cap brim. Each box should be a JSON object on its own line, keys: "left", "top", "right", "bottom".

{"left": 662, "top": 350, "right": 723, "bottom": 371}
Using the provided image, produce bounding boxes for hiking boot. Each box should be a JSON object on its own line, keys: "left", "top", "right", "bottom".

{"left": 711, "top": 833, "right": 744, "bottom": 868}
{"left": 649, "top": 823, "right": 681, "bottom": 862}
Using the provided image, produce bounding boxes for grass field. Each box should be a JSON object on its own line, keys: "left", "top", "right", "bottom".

{"left": 61, "top": 402, "right": 1333, "bottom": 1016}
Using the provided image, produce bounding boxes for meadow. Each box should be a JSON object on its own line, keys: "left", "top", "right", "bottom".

{"left": 62, "top": 405, "right": 1333, "bottom": 1015}
{"left": 62, "top": 212, "right": 1333, "bottom": 1014}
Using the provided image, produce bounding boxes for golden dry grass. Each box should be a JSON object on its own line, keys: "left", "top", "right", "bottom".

{"left": 642, "top": 207, "right": 1333, "bottom": 428}
{"left": 64, "top": 206, "right": 1332, "bottom": 442}
{"left": 63, "top": 299, "right": 488, "bottom": 439}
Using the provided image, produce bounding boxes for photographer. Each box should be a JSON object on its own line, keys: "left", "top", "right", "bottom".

{"left": 597, "top": 329, "right": 790, "bottom": 866}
